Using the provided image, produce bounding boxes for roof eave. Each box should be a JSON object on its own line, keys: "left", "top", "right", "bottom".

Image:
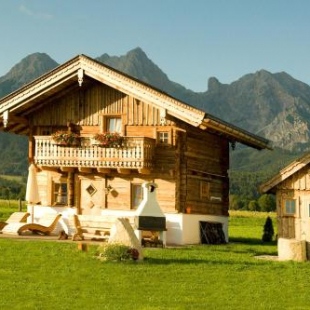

{"left": 260, "top": 153, "right": 310, "bottom": 193}
{"left": 200, "top": 114, "right": 272, "bottom": 150}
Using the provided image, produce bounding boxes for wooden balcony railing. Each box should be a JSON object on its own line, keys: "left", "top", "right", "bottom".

{"left": 33, "top": 136, "right": 156, "bottom": 172}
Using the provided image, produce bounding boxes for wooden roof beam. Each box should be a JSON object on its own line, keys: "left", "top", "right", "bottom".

{"left": 138, "top": 168, "right": 151, "bottom": 175}
{"left": 0, "top": 115, "right": 28, "bottom": 126}
{"left": 78, "top": 167, "right": 93, "bottom": 173}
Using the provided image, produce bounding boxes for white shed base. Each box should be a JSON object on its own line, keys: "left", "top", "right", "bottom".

{"left": 278, "top": 238, "right": 307, "bottom": 262}
{"left": 165, "top": 213, "right": 228, "bottom": 245}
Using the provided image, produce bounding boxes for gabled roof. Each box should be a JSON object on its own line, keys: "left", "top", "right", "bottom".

{"left": 0, "top": 54, "right": 271, "bottom": 150}
{"left": 260, "top": 152, "right": 310, "bottom": 193}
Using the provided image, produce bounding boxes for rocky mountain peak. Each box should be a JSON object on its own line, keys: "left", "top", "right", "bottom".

{"left": 208, "top": 77, "right": 222, "bottom": 92}
{"left": 5, "top": 53, "right": 58, "bottom": 80}
{"left": 0, "top": 53, "right": 58, "bottom": 98}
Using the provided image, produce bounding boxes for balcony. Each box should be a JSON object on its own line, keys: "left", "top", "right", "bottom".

{"left": 33, "top": 136, "right": 156, "bottom": 174}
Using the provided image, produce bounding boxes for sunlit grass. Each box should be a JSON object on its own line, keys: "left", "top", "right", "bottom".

{"left": 0, "top": 208, "right": 308, "bottom": 309}
{"left": 0, "top": 238, "right": 308, "bottom": 310}
{"left": 229, "top": 210, "right": 277, "bottom": 243}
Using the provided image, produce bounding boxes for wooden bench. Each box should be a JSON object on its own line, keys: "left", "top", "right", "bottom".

{"left": 69, "top": 214, "right": 134, "bottom": 241}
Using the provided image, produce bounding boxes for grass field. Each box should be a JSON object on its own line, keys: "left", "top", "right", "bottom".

{"left": 0, "top": 206, "right": 309, "bottom": 309}
{"left": 0, "top": 199, "right": 26, "bottom": 220}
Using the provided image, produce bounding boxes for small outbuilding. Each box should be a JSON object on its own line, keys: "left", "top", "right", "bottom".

{"left": 260, "top": 153, "right": 310, "bottom": 261}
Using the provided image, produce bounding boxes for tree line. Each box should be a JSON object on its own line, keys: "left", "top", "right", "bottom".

{"left": 229, "top": 170, "right": 276, "bottom": 211}
{"left": 0, "top": 176, "right": 26, "bottom": 200}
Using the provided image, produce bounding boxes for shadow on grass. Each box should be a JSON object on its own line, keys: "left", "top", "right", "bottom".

{"left": 141, "top": 241, "right": 279, "bottom": 265}
{"left": 142, "top": 255, "right": 277, "bottom": 266}
{"left": 229, "top": 236, "right": 277, "bottom": 246}
{"left": 228, "top": 237, "right": 278, "bottom": 257}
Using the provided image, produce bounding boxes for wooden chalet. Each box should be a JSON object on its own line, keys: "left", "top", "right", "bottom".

{"left": 260, "top": 153, "right": 310, "bottom": 260}
{"left": 0, "top": 54, "right": 270, "bottom": 245}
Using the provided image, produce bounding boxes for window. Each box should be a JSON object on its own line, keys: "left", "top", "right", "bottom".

{"left": 284, "top": 199, "right": 296, "bottom": 215}
{"left": 106, "top": 117, "right": 122, "bottom": 133}
{"left": 200, "top": 181, "right": 210, "bottom": 199}
{"left": 157, "top": 132, "right": 169, "bottom": 144}
{"left": 53, "top": 182, "right": 67, "bottom": 205}
{"left": 131, "top": 183, "right": 143, "bottom": 209}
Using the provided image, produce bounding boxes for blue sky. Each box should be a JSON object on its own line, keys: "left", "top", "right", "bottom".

{"left": 1, "top": 0, "right": 310, "bottom": 92}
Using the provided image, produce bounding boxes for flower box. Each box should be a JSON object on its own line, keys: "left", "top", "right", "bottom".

{"left": 92, "top": 132, "right": 123, "bottom": 148}
{"left": 51, "top": 131, "right": 80, "bottom": 147}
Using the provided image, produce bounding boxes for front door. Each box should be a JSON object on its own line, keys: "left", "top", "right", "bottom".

{"left": 79, "top": 178, "right": 106, "bottom": 215}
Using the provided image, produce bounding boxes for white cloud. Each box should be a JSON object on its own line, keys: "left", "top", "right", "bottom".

{"left": 19, "top": 4, "right": 53, "bottom": 20}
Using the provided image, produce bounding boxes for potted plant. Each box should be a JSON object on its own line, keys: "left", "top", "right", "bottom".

{"left": 51, "top": 130, "right": 80, "bottom": 146}
{"left": 92, "top": 132, "right": 123, "bottom": 148}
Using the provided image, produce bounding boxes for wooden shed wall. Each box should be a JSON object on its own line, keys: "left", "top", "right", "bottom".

{"left": 274, "top": 166, "right": 310, "bottom": 239}
{"left": 275, "top": 190, "right": 294, "bottom": 239}
{"left": 276, "top": 166, "right": 310, "bottom": 191}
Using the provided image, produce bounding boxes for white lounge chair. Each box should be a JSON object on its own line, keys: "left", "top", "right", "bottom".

{"left": 2, "top": 213, "right": 62, "bottom": 236}
{"left": 0, "top": 212, "right": 30, "bottom": 231}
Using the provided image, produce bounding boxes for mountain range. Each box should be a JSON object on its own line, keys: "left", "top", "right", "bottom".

{"left": 0, "top": 47, "right": 309, "bottom": 177}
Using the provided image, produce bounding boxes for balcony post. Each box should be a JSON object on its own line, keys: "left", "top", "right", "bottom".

{"left": 67, "top": 171, "right": 74, "bottom": 207}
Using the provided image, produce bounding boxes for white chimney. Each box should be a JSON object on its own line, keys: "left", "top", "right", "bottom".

{"left": 135, "top": 182, "right": 165, "bottom": 217}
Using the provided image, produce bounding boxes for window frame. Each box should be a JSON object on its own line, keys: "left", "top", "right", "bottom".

{"left": 157, "top": 131, "right": 169, "bottom": 144}
{"left": 52, "top": 181, "right": 68, "bottom": 205}
{"left": 200, "top": 181, "right": 210, "bottom": 199}
{"left": 102, "top": 115, "right": 122, "bottom": 133}
{"left": 131, "top": 183, "right": 144, "bottom": 210}
{"left": 283, "top": 199, "right": 296, "bottom": 216}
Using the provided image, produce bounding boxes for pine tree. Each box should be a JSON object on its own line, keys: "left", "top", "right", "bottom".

{"left": 262, "top": 216, "right": 274, "bottom": 242}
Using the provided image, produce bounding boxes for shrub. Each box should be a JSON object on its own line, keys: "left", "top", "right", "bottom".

{"left": 258, "top": 194, "right": 276, "bottom": 212}
{"left": 98, "top": 243, "right": 139, "bottom": 261}
{"left": 248, "top": 200, "right": 260, "bottom": 211}
{"left": 262, "top": 216, "right": 274, "bottom": 242}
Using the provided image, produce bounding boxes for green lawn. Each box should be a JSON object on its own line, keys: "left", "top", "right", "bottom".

{"left": 0, "top": 209, "right": 309, "bottom": 309}
{"left": 0, "top": 199, "right": 26, "bottom": 220}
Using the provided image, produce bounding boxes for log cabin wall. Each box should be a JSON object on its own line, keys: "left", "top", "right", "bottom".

{"left": 30, "top": 81, "right": 178, "bottom": 213}
{"left": 29, "top": 80, "right": 229, "bottom": 217}
{"left": 183, "top": 126, "right": 230, "bottom": 216}
{"left": 75, "top": 173, "right": 176, "bottom": 213}
{"left": 104, "top": 175, "right": 176, "bottom": 213}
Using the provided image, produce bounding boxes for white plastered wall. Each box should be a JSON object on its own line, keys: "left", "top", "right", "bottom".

{"left": 27, "top": 206, "right": 228, "bottom": 245}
